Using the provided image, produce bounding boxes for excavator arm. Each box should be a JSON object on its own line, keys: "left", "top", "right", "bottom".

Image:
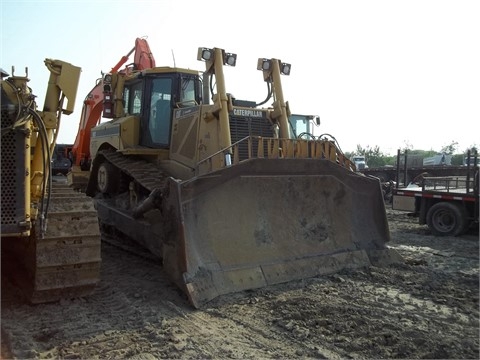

{"left": 69, "top": 37, "right": 156, "bottom": 186}
{"left": 71, "top": 82, "right": 104, "bottom": 170}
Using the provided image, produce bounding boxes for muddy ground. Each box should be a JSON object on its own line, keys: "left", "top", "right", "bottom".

{"left": 1, "top": 208, "right": 479, "bottom": 359}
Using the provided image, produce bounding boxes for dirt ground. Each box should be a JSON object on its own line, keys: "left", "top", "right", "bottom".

{"left": 1, "top": 208, "right": 479, "bottom": 360}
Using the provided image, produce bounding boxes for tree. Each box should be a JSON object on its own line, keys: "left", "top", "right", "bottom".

{"left": 440, "top": 141, "right": 459, "bottom": 155}
{"left": 343, "top": 143, "right": 477, "bottom": 168}
{"left": 464, "top": 145, "right": 478, "bottom": 155}
{"left": 400, "top": 140, "right": 413, "bottom": 153}
{"left": 351, "top": 144, "right": 389, "bottom": 168}
{"left": 451, "top": 154, "right": 463, "bottom": 166}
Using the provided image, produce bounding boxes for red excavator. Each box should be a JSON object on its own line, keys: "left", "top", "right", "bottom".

{"left": 68, "top": 38, "right": 155, "bottom": 189}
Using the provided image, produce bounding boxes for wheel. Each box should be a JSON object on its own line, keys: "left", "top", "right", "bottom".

{"left": 426, "top": 202, "right": 468, "bottom": 236}
{"left": 97, "top": 162, "right": 118, "bottom": 194}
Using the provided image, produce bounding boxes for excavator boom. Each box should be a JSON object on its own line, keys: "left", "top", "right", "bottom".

{"left": 69, "top": 38, "right": 156, "bottom": 189}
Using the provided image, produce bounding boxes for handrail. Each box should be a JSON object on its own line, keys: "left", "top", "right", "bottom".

{"left": 194, "top": 135, "right": 355, "bottom": 175}
{"left": 422, "top": 176, "right": 476, "bottom": 193}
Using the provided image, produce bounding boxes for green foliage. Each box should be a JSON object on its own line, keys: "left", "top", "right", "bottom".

{"left": 465, "top": 146, "right": 478, "bottom": 155}
{"left": 451, "top": 154, "right": 464, "bottom": 166}
{"left": 440, "top": 141, "right": 459, "bottom": 155}
{"left": 348, "top": 145, "right": 388, "bottom": 168}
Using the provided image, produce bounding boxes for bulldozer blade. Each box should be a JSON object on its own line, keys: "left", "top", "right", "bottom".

{"left": 162, "top": 158, "right": 401, "bottom": 308}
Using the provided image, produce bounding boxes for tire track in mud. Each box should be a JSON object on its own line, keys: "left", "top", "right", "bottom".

{"left": 45, "top": 242, "right": 191, "bottom": 359}
{"left": 1, "top": 208, "right": 479, "bottom": 359}
{"left": 1, "top": 231, "right": 339, "bottom": 359}
{"left": 162, "top": 304, "right": 336, "bottom": 359}
{"left": 208, "top": 265, "right": 478, "bottom": 359}
{"left": 2, "top": 239, "right": 180, "bottom": 359}
{"left": 85, "top": 240, "right": 332, "bottom": 359}
{"left": 202, "top": 297, "right": 341, "bottom": 359}
{"left": 3, "top": 236, "right": 325, "bottom": 359}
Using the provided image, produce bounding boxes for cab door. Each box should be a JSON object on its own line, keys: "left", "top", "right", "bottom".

{"left": 141, "top": 77, "right": 173, "bottom": 148}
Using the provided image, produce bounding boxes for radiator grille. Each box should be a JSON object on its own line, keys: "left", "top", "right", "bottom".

{"left": 1, "top": 94, "right": 27, "bottom": 233}
{"left": 229, "top": 112, "right": 273, "bottom": 161}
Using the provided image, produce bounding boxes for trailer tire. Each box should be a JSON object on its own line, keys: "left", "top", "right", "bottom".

{"left": 426, "top": 202, "right": 468, "bottom": 236}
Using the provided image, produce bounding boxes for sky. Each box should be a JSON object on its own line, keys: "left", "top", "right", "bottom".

{"left": 1, "top": 0, "right": 479, "bottom": 156}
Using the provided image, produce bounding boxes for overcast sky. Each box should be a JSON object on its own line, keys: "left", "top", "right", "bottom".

{"left": 1, "top": 0, "right": 479, "bottom": 155}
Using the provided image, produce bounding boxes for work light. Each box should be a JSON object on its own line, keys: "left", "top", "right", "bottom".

{"left": 257, "top": 58, "right": 271, "bottom": 71}
{"left": 197, "top": 48, "right": 213, "bottom": 61}
{"left": 224, "top": 53, "right": 237, "bottom": 66}
{"left": 280, "top": 62, "right": 291, "bottom": 75}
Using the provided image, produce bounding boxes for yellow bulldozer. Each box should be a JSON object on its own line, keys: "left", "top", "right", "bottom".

{"left": 72, "top": 43, "right": 399, "bottom": 308}
{"left": 1, "top": 60, "right": 101, "bottom": 303}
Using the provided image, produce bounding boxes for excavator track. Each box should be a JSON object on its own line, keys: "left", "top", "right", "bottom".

{"left": 2, "top": 178, "right": 101, "bottom": 304}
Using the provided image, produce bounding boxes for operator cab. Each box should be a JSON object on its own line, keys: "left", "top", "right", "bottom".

{"left": 289, "top": 113, "right": 320, "bottom": 139}
{"left": 122, "top": 70, "right": 202, "bottom": 149}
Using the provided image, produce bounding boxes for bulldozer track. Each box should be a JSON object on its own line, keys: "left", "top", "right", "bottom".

{"left": 100, "top": 150, "right": 169, "bottom": 193}
{"left": 1, "top": 178, "right": 101, "bottom": 304}
{"left": 33, "top": 179, "right": 101, "bottom": 303}
{"left": 93, "top": 150, "right": 172, "bottom": 262}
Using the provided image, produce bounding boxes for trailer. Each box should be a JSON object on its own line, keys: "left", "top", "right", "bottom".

{"left": 392, "top": 151, "right": 479, "bottom": 236}
{"left": 360, "top": 165, "right": 469, "bottom": 184}
{"left": 422, "top": 153, "right": 451, "bottom": 166}
{"left": 359, "top": 149, "right": 469, "bottom": 184}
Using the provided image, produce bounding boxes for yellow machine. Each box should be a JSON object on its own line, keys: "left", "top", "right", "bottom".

{"left": 81, "top": 47, "right": 399, "bottom": 308}
{"left": 1, "top": 60, "right": 101, "bottom": 303}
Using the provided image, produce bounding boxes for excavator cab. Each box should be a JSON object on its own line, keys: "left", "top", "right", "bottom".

{"left": 84, "top": 46, "right": 400, "bottom": 308}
